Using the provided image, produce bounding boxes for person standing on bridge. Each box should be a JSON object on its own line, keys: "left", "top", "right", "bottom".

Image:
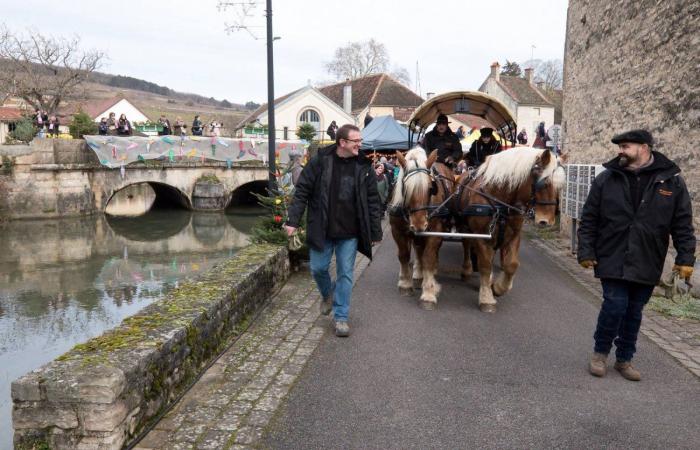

{"left": 578, "top": 129, "right": 695, "bottom": 381}
{"left": 284, "top": 124, "right": 382, "bottom": 337}
{"left": 424, "top": 113, "right": 462, "bottom": 167}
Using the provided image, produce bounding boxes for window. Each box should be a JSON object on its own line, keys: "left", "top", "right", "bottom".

{"left": 299, "top": 109, "right": 319, "bottom": 123}
{"left": 8, "top": 122, "right": 17, "bottom": 132}
{"left": 534, "top": 108, "right": 541, "bottom": 116}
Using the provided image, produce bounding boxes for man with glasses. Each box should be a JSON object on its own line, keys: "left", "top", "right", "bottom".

{"left": 285, "top": 124, "right": 382, "bottom": 337}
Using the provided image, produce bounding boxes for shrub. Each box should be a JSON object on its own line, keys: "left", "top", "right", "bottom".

{"left": 69, "top": 111, "right": 98, "bottom": 138}
{"left": 296, "top": 123, "right": 316, "bottom": 142}
{"left": 9, "top": 118, "right": 37, "bottom": 143}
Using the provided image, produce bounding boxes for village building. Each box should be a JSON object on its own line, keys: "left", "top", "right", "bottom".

{"left": 479, "top": 62, "right": 557, "bottom": 136}
{"left": 234, "top": 73, "right": 423, "bottom": 140}
{"left": 0, "top": 107, "right": 24, "bottom": 143}
{"left": 75, "top": 96, "right": 150, "bottom": 124}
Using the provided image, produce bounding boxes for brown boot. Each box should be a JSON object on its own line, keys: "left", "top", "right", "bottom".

{"left": 589, "top": 352, "right": 608, "bottom": 377}
{"left": 614, "top": 361, "right": 641, "bottom": 381}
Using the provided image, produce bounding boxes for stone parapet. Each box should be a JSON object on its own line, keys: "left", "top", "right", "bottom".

{"left": 12, "top": 244, "right": 290, "bottom": 450}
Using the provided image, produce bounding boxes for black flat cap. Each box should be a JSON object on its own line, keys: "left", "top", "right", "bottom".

{"left": 480, "top": 127, "right": 494, "bottom": 136}
{"left": 611, "top": 129, "right": 653, "bottom": 146}
{"left": 436, "top": 113, "right": 450, "bottom": 124}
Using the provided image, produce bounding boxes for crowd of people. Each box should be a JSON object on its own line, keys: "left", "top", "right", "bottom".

{"left": 95, "top": 112, "right": 224, "bottom": 137}
{"left": 33, "top": 109, "right": 61, "bottom": 137}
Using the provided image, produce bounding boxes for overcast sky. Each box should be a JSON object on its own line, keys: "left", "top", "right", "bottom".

{"left": 3, "top": 0, "right": 569, "bottom": 104}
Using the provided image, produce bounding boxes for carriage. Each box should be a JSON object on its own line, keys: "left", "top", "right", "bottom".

{"left": 389, "top": 91, "right": 564, "bottom": 312}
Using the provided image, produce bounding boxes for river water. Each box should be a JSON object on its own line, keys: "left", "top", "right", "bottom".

{"left": 0, "top": 208, "right": 263, "bottom": 448}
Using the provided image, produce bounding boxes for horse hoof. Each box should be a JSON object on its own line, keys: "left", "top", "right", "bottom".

{"left": 399, "top": 287, "right": 414, "bottom": 297}
{"left": 479, "top": 303, "right": 497, "bottom": 313}
{"left": 412, "top": 278, "right": 423, "bottom": 289}
{"left": 460, "top": 272, "right": 472, "bottom": 281}
{"left": 418, "top": 300, "right": 437, "bottom": 310}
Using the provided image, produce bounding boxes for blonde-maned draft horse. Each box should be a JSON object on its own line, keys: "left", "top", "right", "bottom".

{"left": 456, "top": 147, "right": 566, "bottom": 312}
{"left": 389, "top": 147, "right": 454, "bottom": 310}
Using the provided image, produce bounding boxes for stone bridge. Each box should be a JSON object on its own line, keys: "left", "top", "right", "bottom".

{"left": 0, "top": 139, "right": 270, "bottom": 219}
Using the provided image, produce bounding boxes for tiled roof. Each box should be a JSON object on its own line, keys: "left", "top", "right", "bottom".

{"left": 61, "top": 97, "right": 152, "bottom": 122}
{"left": 318, "top": 74, "right": 423, "bottom": 113}
{"left": 497, "top": 76, "right": 554, "bottom": 106}
{"left": 234, "top": 88, "right": 301, "bottom": 130}
{"left": 451, "top": 114, "right": 496, "bottom": 130}
{"left": 0, "top": 107, "right": 24, "bottom": 122}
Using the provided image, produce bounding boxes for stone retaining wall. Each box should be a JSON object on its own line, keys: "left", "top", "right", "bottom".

{"left": 12, "top": 244, "right": 290, "bottom": 450}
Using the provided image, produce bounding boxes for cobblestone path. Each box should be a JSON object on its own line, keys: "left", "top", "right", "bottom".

{"left": 134, "top": 250, "right": 372, "bottom": 450}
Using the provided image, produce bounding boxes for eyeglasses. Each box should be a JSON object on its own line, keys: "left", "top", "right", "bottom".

{"left": 342, "top": 138, "right": 363, "bottom": 144}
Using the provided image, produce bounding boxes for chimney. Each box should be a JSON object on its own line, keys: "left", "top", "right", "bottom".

{"left": 525, "top": 68, "right": 534, "bottom": 85}
{"left": 536, "top": 80, "right": 545, "bottom": 90}
{"left": 342, "top": 79, "right": 352, "bottom": 114}
{"left": 490, "top": 62, "right": 500, "bottom": 81}
{"left": 426, "top": 92, "right": 435, "bottom": 100}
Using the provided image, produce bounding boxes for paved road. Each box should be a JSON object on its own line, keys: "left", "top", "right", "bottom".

{"left": 263, "top": 237, "right": 700, "bottom": 449}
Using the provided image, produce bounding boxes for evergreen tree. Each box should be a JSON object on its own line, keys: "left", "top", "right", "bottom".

{"left": 501, "top": 60, "right": 522, "bottom": 77}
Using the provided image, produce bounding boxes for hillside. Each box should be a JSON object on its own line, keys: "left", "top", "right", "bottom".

{"left": 0, "top": 58, "right": 254, "bottom": 131}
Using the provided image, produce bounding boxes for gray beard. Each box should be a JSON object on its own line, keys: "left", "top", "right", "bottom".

{"left": 619, "top": 155, "right": 630, "bottom": 167}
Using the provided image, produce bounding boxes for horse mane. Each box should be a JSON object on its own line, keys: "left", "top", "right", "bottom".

{"left": 389, "top": 146, "right": 430, "bottom": 208}
{"left": 476, "top": 147, "right": 565, "bottom": 191}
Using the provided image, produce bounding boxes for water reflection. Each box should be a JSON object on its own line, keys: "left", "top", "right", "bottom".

{"left": 0, "top": 207, "right": 262, "bottom": 448}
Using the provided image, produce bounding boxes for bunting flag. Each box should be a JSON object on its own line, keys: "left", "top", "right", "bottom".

{"left": 84, "top": 136, "right": 303, "bottom": 168}
{"left": 120, "top": 164, "right": 125, "bottom": 179}
{"left": 168, "top": 148, "right": 175, "bottom": 162}
{"left": 226, "top": 158, "right": 232, "bottom": 169}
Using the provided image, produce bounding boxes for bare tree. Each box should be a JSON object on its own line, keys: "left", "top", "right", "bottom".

{"left": 325, "top": 39, "right": 410, "bottom": 85}
{"left": 521, "top": 58, "right": 563, "bottom": 90}
{"left": 0, "top": 25, "right": 105, "bottom": 113}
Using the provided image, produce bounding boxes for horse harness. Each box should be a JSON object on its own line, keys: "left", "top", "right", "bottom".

{"left": 391, "top": 160, "right": 558, "bottom": 250}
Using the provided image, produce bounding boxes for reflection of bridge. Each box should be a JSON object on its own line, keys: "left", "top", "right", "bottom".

{"left": 1, "top": 139, "right": 272, "bottom": 219}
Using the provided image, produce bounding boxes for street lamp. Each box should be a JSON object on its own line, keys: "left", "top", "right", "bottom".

{"left": 265, "top": 0, "right": 276, "bottom": 192}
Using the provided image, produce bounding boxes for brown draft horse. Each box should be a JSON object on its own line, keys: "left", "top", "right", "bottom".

{"left": 389, "top": 147, "right": 454, "bottom": 310}
{"left": 456, "top": 147, "right": 565, "bottom": 312}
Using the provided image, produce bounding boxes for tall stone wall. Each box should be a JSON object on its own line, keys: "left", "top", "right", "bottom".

{"left": 562, "top": 0, "right": 700, "bottom": 233}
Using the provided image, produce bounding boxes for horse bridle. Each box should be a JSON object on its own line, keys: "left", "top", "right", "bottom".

{"left": 400, "top": 164, "right": 452, "bottom": 220}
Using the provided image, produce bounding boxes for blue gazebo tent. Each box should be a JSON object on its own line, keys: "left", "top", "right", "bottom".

{"left": 361, "top": 115, "right": 415, "bottom": 151}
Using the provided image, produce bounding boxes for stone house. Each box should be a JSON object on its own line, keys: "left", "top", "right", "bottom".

{"left": 479, "top": 62, "right": 556, "bottom": 136}
{"left": 235, "top": 73, "right": 424, "bottom": 140}
{"left": 561, "top": 0, "right": 699, "bottom": 234}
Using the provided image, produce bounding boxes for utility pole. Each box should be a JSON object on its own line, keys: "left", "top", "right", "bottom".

{"left": 265, "top": 0, "right": 276, "bottom": 191}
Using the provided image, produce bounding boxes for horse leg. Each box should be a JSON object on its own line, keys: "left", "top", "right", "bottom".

{"left": 493, "top": 235, "right": 521, "bottom": 297}
{"left": 391, "top": 219, "right": 414, "bottom": 296}
{"left": 397, "top": 236, "right": 414, "bottom": 296}
{"left": 474, "top": 241, "right": 497, "bottom": 313}
{"left": 418, "top": 237, "right": 442, "bottom": 310}
{"left": 461, "top": 238, "right": 473, "bottom": 280}
{"left": 412, "top": 239, "right": 424, "bottom": 288}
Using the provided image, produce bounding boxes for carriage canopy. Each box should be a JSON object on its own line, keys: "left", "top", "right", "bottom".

{"left": 407, "top": 91, "right": 517, "bottom": 147}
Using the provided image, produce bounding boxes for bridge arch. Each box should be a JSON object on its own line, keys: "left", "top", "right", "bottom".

{"left": 105, "top": 182, "right": 192, "bottom": 216}
{"left": 227, "top": 180, "right": 268, "bottom": 208}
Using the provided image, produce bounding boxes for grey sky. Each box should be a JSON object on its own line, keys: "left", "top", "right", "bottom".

{"left": 2, "top": 0, "right": 568, "bottom": 104}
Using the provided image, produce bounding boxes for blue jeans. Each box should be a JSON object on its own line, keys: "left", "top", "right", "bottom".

{"left": 309, "top": 238, "right": 358, "bottom": 322}
{"left": 594, "top": 279, "right": 654, "bottom": 362}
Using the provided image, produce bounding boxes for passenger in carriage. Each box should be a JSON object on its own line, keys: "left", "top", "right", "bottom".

{"left": 423, "top": 113, "right": 462, "bottom": 167}
{"left": 466, "top": 127, "right": 502, "bottom": 168}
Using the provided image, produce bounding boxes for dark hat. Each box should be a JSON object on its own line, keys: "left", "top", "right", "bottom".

{"left": 611, "top": 129, "right": 653, "bottom": 146}
{"left": 436, "top": 114, "right": 450, "bottom": 124}
{"left": 480, "top": 127, "right": 494, "bottom": 137}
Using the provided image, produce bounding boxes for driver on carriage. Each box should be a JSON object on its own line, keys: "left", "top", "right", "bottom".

{"left": 466, "top": 127, "right": 502, "bottom": 168}
{"left": 423, "top": 113, "right": 462, "bottom": 167}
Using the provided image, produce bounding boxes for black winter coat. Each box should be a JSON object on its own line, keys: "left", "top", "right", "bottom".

{"left": 577, "top": 152, "right": 696, "bottom": 285}
{"left": 286, "top": 145, "right": 382, "bottom": 259}
{"left": 424, "top": 128, "right": 462, "bottom": 163}
{"left": 467, "top": 139, "right": 502, "bottom": 167}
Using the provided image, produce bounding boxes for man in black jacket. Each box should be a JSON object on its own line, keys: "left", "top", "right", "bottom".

{"left": 284, "top": 124, "right": 382, "bottom": 337}
{"left": 466, "top": 127, "right": 502, "bottom": 168}
{"left": 424, "top": 114, "right": 462, "bottom": 166}
{"left": 578, "top": 129, "right": 695, "bottom": 381}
